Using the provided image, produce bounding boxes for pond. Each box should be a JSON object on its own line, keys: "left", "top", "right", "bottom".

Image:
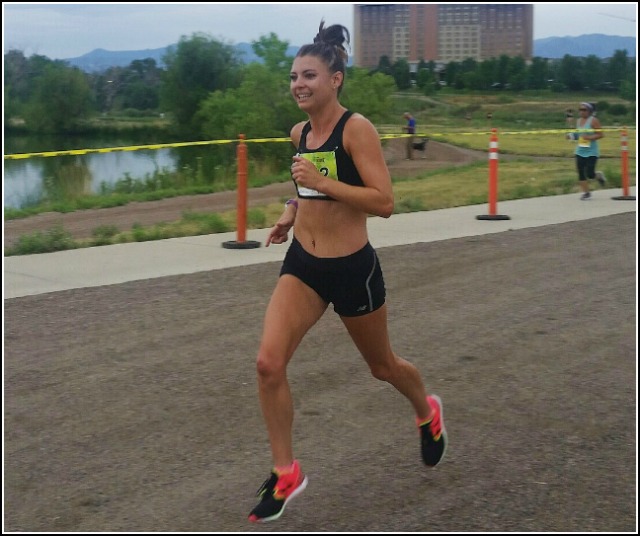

{"left": 3, "top": 133, "right": 241, "bottom": 209}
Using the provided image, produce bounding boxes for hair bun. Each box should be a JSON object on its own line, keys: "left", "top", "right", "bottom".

{"left": 313, "top": 20, "right": 350, "bottom": 54}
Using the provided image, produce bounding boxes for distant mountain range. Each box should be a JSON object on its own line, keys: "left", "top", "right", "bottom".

{"left": 63, "top": 34, "right": 636, "bottom": 73}
{"left": 62, "top": 42, "right": 299, "bottom": 72}
{"left": 534, "top": 34, "right": 636, "bottom": 60}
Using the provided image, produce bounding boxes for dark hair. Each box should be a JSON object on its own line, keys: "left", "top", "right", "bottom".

{"left": 296, "top": 20, "right": 350, "bottom": 94}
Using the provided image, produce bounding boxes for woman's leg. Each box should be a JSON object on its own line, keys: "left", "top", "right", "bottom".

{"left": 576, "top": 155, "right": 590, "bottom": 195}
{"left": 341, "top": 304, "right": 448, "bottom": 467}
{"left": 256, "top": 274, "right": 328, "bottom": 466}
{"left": 340, "top": 304, "right": 431, "bottom": 420}
{"left": 585, "top": 156, "right": 597, "bottom": 180}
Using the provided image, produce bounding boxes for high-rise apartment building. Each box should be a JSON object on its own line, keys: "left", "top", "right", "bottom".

{"left": 353, "top": 4, "right": 534, "bottom": 68}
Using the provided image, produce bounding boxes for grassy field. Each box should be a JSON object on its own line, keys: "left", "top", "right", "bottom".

{"left": 384, "top": 89, "right": 636, "bottom": 130}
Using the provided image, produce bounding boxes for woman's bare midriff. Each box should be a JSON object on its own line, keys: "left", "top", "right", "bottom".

{"left": 293, "top": 199, "right": 369, "bottom": 257}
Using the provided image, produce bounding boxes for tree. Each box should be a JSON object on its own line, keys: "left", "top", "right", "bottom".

{"left": 197, "top": 62, "right": 303, "bottom": 168}
{"left": 251, "top": 33, "right": 292, "bottom": 71}
{"left": 619, "top": 79, "right": 636, "bottom": 101}
{"left": 478, "top": 58, "right": 497, "bottom": 90}
{"left": 583, "top": 55, "right": 604, "bottom": 90}
{"left": 340, "top": 68, "right": 395, "bottom": 123}
{"left": 119, "top": 59, "right": 163, "bottom": 111}
{"left": 459, "top": 57, "right": 480, "bottom": 89}
{"left": 4, "top": 50, "right": 68, "bottom": 122}
{"left": 460, "top": 57, "right": 478, "bottom": 74}
{"left": 495, "top": 55, "right": 511, "bottom": 86}
{"left": 558, "top": 54, "right": 584, "bottom": 91}
{"left": 198, "top": 63, "right": 300, "bottom": 140}
{"left": 392, "top": 58, "right": 411, "bottom": 90}
{"left": 89, "top": 61, "right": 162, "bottom": 113}
{"left": 24, "top": 64, "right": 93, "bottom": 132}
{"left": 607, "top": 49, "right": 629, "bottom": 89}
{"left": 376, "top": 55, "right": 393, "bottom": 76}
{"left": 121, "top": 79, "right": 159, "bottom": 111}
{"left": 416, "top": 68, "right": 435, "bottom": 91}
{"left": 4, "top": 49, "right": 30, "bottom": 121}
{"left": 527, "top": 57, "right": 549, "bottom": 90}
{"left": 507, "top": 56, "right": 527, "bottom": 90}
{"left": 462, "top": 71, "right": 485, "bottom": 91}
{"left": 443, "top": 61, "right": 459, "bottom": 87}
{"left": 160, "top": 33, "right": 242, "bottom": 135}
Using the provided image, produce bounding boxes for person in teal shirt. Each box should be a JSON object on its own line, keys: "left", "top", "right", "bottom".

{"left": 566, "top": 102, "right": 606, "bottom": 200}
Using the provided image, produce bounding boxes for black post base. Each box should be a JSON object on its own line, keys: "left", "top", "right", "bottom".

{"left": 476, "top": 215, "right": 511, "bottom": 220}
{"left": 222, "top": 240, "right": 261, "bottom": 249}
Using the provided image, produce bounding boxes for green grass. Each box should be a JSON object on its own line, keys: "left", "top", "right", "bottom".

{"left": 430, "top": 127, "right": 636, "bottom": 158}
{"left": 395, "top": 89, "right": 636, "bottom": 130}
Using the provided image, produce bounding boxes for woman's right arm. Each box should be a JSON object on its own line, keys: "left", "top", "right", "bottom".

{"left": 265, "top": 202, "right": 297, "bottom": 247}
{"left": 290, "top": 122, "right": 305, "bottom": 149}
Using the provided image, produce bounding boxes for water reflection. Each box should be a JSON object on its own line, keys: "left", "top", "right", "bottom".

{"left": 42, "top": 156, "right": 93, "bottom": 202}
{"left": 4, "top": 147, "right": 177, "bottom": 208}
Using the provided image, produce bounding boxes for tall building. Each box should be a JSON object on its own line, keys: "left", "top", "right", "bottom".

{"left": 353, "top": 4, "right": 534, "bottom": 68}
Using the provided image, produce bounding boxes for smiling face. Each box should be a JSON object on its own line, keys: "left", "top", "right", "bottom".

{"left": 290, "top": 55, "right": 343, "bottom": 112}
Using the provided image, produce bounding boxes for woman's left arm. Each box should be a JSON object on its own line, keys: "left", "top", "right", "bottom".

{"left": 343, "top": 115, "right": 395, "bottom": 217}
{"left": 590, "top": 118, "right": 604, "bottom": 140}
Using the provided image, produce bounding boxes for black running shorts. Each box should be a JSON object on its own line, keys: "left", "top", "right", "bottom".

{"left": 280, "top": 237, "right": 386, "bottom": 317}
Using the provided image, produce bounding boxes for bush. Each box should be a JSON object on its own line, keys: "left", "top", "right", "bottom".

{"left": 608, "top": 104, "right": 628, "bottom": 116}
{"left": 6, "top": 225, "right": 76, "bottom": 255}
{"left": 247, "top": 208, "right": 266, "bottom": 228}
{"left": 92, "top": 225, "right": 119, "bottom": 239}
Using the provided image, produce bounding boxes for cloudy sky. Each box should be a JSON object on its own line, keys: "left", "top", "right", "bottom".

{"left": 3, "top": 2, "right": 637, "bottom": 60}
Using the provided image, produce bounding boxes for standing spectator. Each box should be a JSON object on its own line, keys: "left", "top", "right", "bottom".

{"left": 403, "top": 112, "right": 416, "bottom": 160}
{"left": 565, "top": 108, "right": 574, "bottom": 128}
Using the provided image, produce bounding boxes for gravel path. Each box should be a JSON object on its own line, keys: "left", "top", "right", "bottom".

{"left": 4, "top": 212, "right": 636, "bottom": 532}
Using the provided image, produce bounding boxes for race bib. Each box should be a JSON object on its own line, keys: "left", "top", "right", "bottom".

{"left": 578, "top": 137, "right": 590, "bottom": 148}
{"left": 295, "top": 150, "right": 338, "bottom": 199}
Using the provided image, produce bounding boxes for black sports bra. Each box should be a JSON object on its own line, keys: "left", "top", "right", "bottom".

{"left": 294, "top": 110, "right": 365, "bottom": 200}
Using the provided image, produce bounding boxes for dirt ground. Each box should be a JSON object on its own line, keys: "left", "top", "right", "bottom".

{"left": 3, "top": 139, "right": 485, "bottom": 248}
{"left": 3, "top": 138, "right": 637, "bottom": 532}
{"left": 4, "top": 208, "right": 637, "bottom": 531}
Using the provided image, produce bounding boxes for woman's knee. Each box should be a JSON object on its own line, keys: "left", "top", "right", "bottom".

{"left": 256, "top": 346, "right": 288, "bottom": 384}
{"left": 367, "top": 353, "right": 398, "bottom": 382}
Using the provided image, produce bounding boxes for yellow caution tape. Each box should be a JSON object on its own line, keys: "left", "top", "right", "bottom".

{"left": 4, "top": 128, "right": 633, "bottom": 160}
